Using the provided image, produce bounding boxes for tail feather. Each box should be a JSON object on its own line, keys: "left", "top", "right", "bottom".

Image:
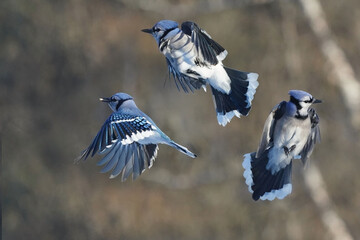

{"left": 211, "top": 87, "right": 241, "bottom": 126}
{"left": 211, "top": 67, "right": 259, "bottom": 126}
{"left": 169, "top": 141, "right": 197, "bottom": 158}
{"left": 225, "top": 67, "right": 259, "bottom": 114}
{"left": 242, "top": 150, "right": 292, "bottom": 201}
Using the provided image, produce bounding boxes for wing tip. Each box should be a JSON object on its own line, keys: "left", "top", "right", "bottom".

{"left": 74, "top": 149, "right": 88, "bottom": 164}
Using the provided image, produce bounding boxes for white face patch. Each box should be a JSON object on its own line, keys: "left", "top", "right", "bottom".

{"left": 297, "top": 101, "right": 312, "bottom": 117}
{"left": 299, "top": 100, "right": 311, "bottom": 108}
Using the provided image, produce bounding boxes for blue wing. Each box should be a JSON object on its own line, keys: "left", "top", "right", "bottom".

{"left": 181, "top": 21, "right": 228, "bottom": 65}
{"left": 77, "top": 113, "right": 160, "bottom": 181}
{"left": 97, "top": 141, "right": 159, "bottom": 181}
{"left": 256, "top": 101, "right": 287, "bottom": 158}
{"left": 80, "top": 113, "right": 155, "bottom": 158}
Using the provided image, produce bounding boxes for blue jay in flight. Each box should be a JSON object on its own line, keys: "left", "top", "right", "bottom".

{"left": 243, "top": 90, "right": 321, "bottom": 201}
{"left": 76, "top": 92, "right": 196, "bottom": 181}
{"left": 142, "top": 20, "right": 259, "bottom": 126}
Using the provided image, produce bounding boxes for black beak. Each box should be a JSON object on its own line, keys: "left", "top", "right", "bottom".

{"left": 313, "top": 98, "right": 322, "bottom": 104}
{"left": 99, "top": 97, "right": 111, "bottom": 103}
{"left": 141, "top": 28, "right": 153, "bottom": 34}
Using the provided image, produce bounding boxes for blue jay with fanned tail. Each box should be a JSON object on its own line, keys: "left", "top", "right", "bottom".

{"left": 76, "top": 92, "right": 196, "bottom": 181}
{"left": 243, "top": 90, "right": 321, "bottom": 201}
{"left": 142, "top": 20, "right": 259, "bottom": 126}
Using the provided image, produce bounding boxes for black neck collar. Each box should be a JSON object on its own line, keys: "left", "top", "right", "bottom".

{"left": 295, "top": 111, "right": 308, "bottom": 120}
{"left": 290, "top": 96, "right": 302, "bottom": 110}
{"left": 159, "top": 27, "right": 177, "bottom": 45}
{"left": 116, "top": 98, "right": 130, "bottom": 111}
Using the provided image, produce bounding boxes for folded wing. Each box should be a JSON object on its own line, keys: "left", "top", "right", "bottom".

{"left": 256, "top": 101, "right": 287, "bottom": 158}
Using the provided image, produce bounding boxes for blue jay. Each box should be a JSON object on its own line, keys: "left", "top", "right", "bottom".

{"left": 142, "top": 20, "right": 259, "bottom": 126}
{"left": 76, "top": 92, "right": 196, "bottom": 181}
{"left": 242, "top": 90, "right": 321, "bottom": 201}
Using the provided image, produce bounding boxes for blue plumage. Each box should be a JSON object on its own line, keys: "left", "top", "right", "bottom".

{"left": 142, "top": 20, "right": 259, "bottom": 126}
{"left": 243, "top": 90, "right": 321, "bottom": 201}
{"left": 77, "top": 92, "right": 196, "bottom": 181}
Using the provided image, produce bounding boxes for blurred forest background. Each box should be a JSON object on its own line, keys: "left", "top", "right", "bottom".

{"left": 2, "top": 0, "right": 360, "bottom": 239}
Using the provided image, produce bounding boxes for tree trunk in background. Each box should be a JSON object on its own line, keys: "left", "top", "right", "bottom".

{"left": 304, "top": 165, "right": 353, "bottom": 240}
{"left": 299, "top": 0, "right": 360, "bottom": 131}
{"left": 281, "top": 1, "right": 355, "bottom": 239}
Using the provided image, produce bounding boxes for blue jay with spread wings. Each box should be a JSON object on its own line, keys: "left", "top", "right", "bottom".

{"left": 76, "top": 92, "right": 196, "bottom": 181}
{"left": 142, "top": 20, "right": 259, "bottom": 126}
{"left": 243, "top": 90, "right": 321, "bottom": 201}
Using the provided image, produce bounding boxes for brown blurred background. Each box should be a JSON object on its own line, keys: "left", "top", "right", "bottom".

{"left": 2, "top": 0, "right": 360, "bottom": 239}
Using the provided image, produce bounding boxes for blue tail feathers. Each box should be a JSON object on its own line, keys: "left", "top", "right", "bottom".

{"left": 243, "top": 150, "right": 292, "bottom": 201}
{"left": 212, "top": 67, "right": 259, "bottom": 126}
{"left": 169, "top": 141, "right": 197, "bottom": 158}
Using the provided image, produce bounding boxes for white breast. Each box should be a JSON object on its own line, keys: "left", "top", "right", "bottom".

{"left": 267, "top": 116, "right": 311, "bottom": 173}
{"left": 163, "top": 32, "right": 231, "bottom": 93}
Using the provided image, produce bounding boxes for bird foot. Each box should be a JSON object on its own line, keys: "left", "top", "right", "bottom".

{"left": 284, "top": 145, "right": 296, "bottom": 156}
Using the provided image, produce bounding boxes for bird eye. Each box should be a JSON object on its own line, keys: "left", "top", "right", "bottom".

{"left": 153, "top": 27, "right": 160, "bottom": 32}
{"left": 111, "top": 97, "right": 116, "bottom": 102}
{"left": 304, "top": 98, "right": 312, "bottom": 103}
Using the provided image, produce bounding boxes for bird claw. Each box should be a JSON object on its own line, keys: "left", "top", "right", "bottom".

{"left": 284, "top": 145, "right": 296, "bottom": 156}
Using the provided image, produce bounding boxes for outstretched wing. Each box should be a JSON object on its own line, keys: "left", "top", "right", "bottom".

{"left": 166, "top": 58, "right": 206, "bottom": 93}
{"left": 181, "top": 21, "right": 228, "bottom": 66}
{"left": 76, "top": 113, "right": 160, "bottom": 181}
{"left": 97, "top": 142, "right": 159, "bottom": 181}
{"left": 256, "top": 101, "right": 287, "bottom": 158}
{"left": 300, "top": 108, "right": 321, "bottom": 165}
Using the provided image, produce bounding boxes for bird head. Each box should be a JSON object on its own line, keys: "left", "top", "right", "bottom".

{"left": 289, "top": 90, "right": 322, "bottom": 111}
{"left": 142, "top": 20, "right": 179, "bottom": 45}
{"left": 100, "top": 92, "right": 134, "bottom": 112}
